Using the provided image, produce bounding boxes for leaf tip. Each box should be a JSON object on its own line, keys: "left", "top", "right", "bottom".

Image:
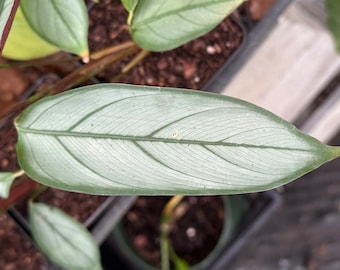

{"left": 81, "top": 51, "right": 90, "bottom": 63}
{"left": 332, "top": 145, "right": 340, "bottom": 158}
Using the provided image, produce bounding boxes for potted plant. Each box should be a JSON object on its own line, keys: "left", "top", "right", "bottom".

{"left": 0, "top": 0, "right": 339, "bottom": 270}
{"left": 105, "top": 195, "right": 245, "bottom": 270}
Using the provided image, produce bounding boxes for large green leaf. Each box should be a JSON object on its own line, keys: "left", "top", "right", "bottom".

{"left": 130, "top": 0, "right": 245, "bottom": 51}
{"left": 20, "top": 0, "right": 89, "bottom": 59}
{"left": 0, "top": 0, "right": 19, "bottom": 52}
{"left": 326, "top": 0, "right": 340, "bottom": 52}
{"left": 15, "top": 84, "right": 340, "bottom": 195}
{"left": 0, "top": 172, "right": 16, "bottom": 198}
{"left": 29, "top": 202, "right": 102, "bottom": 270}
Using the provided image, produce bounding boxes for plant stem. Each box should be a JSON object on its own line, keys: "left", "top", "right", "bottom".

{"left": 91, "top": 41, "right": 136, "bottom": 60}
{"left": 0, "top": 43, "right": 140, "bottom": 124}
{"left": 111, "top": 49, "right": 150, "bottom": 82}
{"left": 163, "top": 195, "right": 184, "bottom": 217}
{"left": 0, "top": 41, "right": 137, "bottom": 69}
{"left": 160, "top": 195, "right": 184, "bottom": 270}
{"left": 0, "top": 0, "right": 19, "bottom": 53}
{"left": 13, "top": 170, "right": 25, "bottom": 178}
{"left": 160, "top": 229, "right": 170, "bottom": 270}
{"left": 127, "top": 11, "right": 134, "bottom": 25}
{"left": 29, "top": 185, "right": 48, "bottom": 203}
{"left": 41, "top": 45, "right": 140, "bottom": 96}
{"left": 0, "top": 55, "right": 80, "bottom": 68}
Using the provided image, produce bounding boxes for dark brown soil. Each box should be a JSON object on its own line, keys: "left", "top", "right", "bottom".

{"left": 0, "top": 214, "right": 45, "bottom": 270}
{"left": 88, "top": 0, "right": 244, "bottom": 89}
{"left": 123, "top": 196, "right": 225, "bottom": 268}
{"left": 0, "top": 49, "right": 108, "bottom": 270}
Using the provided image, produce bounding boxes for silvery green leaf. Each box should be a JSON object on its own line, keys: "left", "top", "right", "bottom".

{"left": 15, "top": 84, "right": 340, "bottom": 195}
{"left": 0, "top": 172, "right": 16, "bottom": 198}
{"left": 29, "top": 203, "right": 102, "bottom": 270}
{"left": 20, "top": 0, "right": 89, "bottom": 59}
{"left": 130, "top": 0, "right": 245, "bottom": 51}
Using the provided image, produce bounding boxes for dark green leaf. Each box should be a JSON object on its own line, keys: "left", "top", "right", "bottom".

{"left": 15, "top": 84, "right": 340, "bottom": 195}
{"left": 29, "top": 203, "right": 102, "bottom": 270}
{"left": 130, "top": 0, "right": 245, "bottom": 51}
{"left": 20, "top": 0, "right": 89, "bottom": 59}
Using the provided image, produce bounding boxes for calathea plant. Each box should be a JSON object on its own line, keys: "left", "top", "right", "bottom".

{"left": 0, "top": 0, "right": 339, "bottom": 269}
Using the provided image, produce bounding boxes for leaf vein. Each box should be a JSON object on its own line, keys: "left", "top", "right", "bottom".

{"left": 56, "top": 137, "right": 137, "bottom": 188}
{"left": 134, "top": 142, "right": 213, "bottom": 186}
{"left": 19, "top": 129, "right": 315, "bottom": 152}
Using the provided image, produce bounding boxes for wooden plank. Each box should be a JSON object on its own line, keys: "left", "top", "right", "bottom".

{"left": 220, "top": 0, "right": 340, "bottom": 125}
{"left": 301, "top": 86, "right": 340, "bottom": 143}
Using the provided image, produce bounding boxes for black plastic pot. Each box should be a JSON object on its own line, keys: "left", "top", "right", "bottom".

{"left": 203, "top": 0, "right": 293, "bottom": 93}
{"left": 101, "top": 192, "right": 280, "bottom": 270}
{"left": 103, "top": 196, "right": 245, "bottom": 270}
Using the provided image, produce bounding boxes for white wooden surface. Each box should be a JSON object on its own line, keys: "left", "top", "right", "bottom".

{"left": 301, "top": 86, "right": 340, "bottom": 143}
{"left": 221, "top": 0, "right": 340, "bottom": 142}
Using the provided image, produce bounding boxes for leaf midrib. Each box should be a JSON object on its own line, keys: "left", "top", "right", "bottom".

{"left": 18, "top": 127, "right": 313, "bottom": 152}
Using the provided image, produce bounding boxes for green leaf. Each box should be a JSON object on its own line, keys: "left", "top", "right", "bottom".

{"left": 0, "top": 172, "right": 16, "bottom": 198}
{"left": 121, "top": 0, "right": 138, "bottom": 12}
{"left": 20, "top": 0, "right": 89, "bottom": 60}
{"left": 0, "top": 0, "right": 19, "bottom": 53}
{"left": 326, "top": 0, "right": 340, "bottom": 52}
{"left": 130, "top": 0, "right": 245, "bottom": 51}
{"left": 29, "top": 202, "right": 102, "bottom": 270}
{"left": 2, "top": 6, "right": 59, "bottom": 60}
{"left": 15, "top": 84, "right": 340, "bottom": 195}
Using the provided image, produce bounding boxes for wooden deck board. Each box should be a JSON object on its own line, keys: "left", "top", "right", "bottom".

{"left": 220, "top": 0, "right": 340, "bottom": 139}
{"left": 227, "top": 1, "right": 340, "bottom": 268}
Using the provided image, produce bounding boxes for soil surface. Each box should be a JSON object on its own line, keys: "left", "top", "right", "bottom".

{"left": 123, "top": 196, "right": 225, "bottom": 268}
{"left": 0, "top": 0, "right": 274, "bottom": 269}
{"left": 88, "top": 0, "right": 244, "bottom": 89}
{"left": 0, "top": 214, "right": 45, "bottom": 270}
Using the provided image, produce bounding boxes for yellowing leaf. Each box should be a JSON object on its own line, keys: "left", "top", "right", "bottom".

{"left": 2, "top": 6, "right": 58, "bottom": 60}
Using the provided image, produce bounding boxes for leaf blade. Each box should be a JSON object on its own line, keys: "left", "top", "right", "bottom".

{"left": 0, "top": 172, "right": 16, "bottom": 198}
{"left": 121, "top": 0, "right": 138, "bottom": 12}
{"left": 15, "top": 84, "right": 339, "bottom": 195}
{"left": 20, "top": 0, "right": 89, "bottom": 58}
{"left": 130, "top": 0, "right": 245, "bottom": 51}
{"left": 29, "top": 202, "right": 102, "bottom": 270}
